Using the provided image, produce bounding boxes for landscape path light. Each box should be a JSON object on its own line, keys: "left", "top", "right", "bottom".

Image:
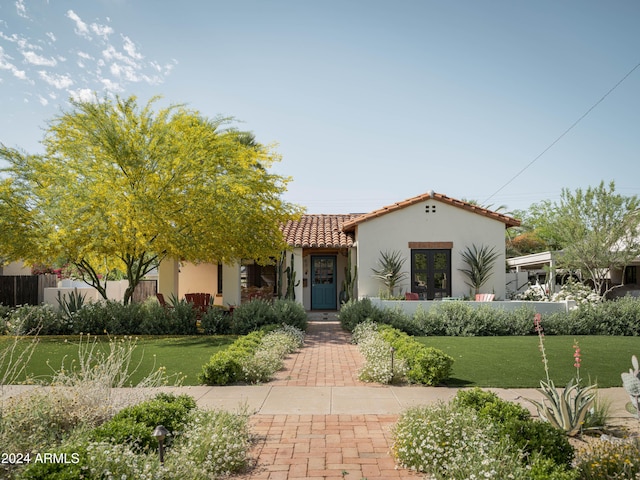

{"left": 152, "top": 425, "right": 170, "bottom": 464}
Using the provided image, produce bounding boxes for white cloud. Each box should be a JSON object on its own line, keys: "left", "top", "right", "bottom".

{"left": 0, "top": 46, "right": 28, "bottom": 80}
{"left": 37, "top": 94, "right": 48, "bottom": 106}
{"left": 100, "top": 77, "right": 122, "bottom": 92}
{"left": 91, "top": 22, "right": 113, "bottom": 40}
{"left": 122, "top": 36, "right": 142, "bottom": 60}
{"left": 68, "top": 88, "right": 95, "bottom": 102}
{"left": 46, "top": 32, "right": 57, "bottom": 43}
{"left": 38, "top": 70, "right": 73, "bottom": 89}
{"left": 15, "top": 0, "right": 28, "bottom": 19}
{"left": 66, "top": 10, "right": 91, "bottom": 39}
{"left": 23, "top": 51, "right": 57, "bottom": 67}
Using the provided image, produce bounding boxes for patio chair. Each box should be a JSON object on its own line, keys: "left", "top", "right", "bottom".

{"left": 475, "top": 293, "right": 495, "bottom": 302}
{"left": 405, "top": 292, "right": 420, "bottom": 300}
{"left": 156, "top": 293, "right": 173, "bottom": 309}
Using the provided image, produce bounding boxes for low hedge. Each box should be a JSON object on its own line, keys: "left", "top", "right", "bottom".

{"left": 1, "top": 298, "right": 307, "bottom": 336}
{"left": 199, "top": 325, "right": 305, "bottom": 385}
{"left": 377, "top": 324, "right": 453, "bottom": 385}
{"left": 339, "top": 297, "right": 640, "bottom": 336}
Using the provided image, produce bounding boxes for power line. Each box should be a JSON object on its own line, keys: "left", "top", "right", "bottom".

{"left": 483, "top": 61, "right": 640, "bottom": 205}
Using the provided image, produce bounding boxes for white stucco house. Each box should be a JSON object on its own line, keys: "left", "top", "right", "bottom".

{"left": 158, "top": 191, "right": 521, "bottom": 310}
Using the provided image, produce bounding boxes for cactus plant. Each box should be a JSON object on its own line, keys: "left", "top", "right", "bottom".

{"left": 340, "top": 249, "right": 357, "bottom": 304}
{"left": 284, "top": 253, "right": 300, "bottom": 301}
{"left": 621, "top": 355, "right": 640, "bottom": 418}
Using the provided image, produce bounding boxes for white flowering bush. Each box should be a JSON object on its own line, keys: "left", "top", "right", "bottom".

{"left": 551, "top": 278, "right": 601, "bottom": 306}
{"left": 242, "top": 348, "right": 284, "bottom": 383}
{"left": 392, "top": 403, "right": 529, "bottom": 479}
{"left": 241, "top": 325, "right": 305, "bottom": 383}
{"left": 164, "top": 408, "right": 250, "bottom": 478}
{"left": 516, "top": 282, "right": 550, "bottom": 301}
{"left": 353, "top": 321, "right": 407, "bottom": 384}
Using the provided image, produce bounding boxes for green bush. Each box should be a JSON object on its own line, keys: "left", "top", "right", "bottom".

{"left": 501, "top": 417, "right": 574, "bottom": 468}
{"left": 8, "top": 304, "right": 69, "bottom": 335}
{"left": 199, "top": 330, "right": 265, "bottom": 384}
{"left": 16, "top": 442, "right": 90, "bottom": 480}
{"left": 453, "top": 387, "right": 530, "bottom": 422}
{"left": 91, "top": 393, "right": 197, "bottom": 451}
{"left": 453, "top": 388, "right": 574, "bottom": 469}
{"left": 378, "top": 324, "right": 453, "bottom": 385}
{"left": 200, "top": 306, "right": 232, "bottom": 334}
{"left": 338, "top": 298, "right": 385, "bottom": 331}
{"left": 231, "top": 299, "right": 277, "bottom": 334}
{"left": 272, "top": 298, "right": 308, "bottom": 330}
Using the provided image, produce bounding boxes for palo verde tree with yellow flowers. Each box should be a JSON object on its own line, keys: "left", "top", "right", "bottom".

{"left": 0, "top": 95, "right": 301, "bottom": 304}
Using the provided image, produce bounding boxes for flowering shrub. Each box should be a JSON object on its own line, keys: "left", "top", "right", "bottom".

{"left": 352, "top": 322, "right": 452, "bottom": 385}
{"left": 353, "top": 322, "right": 407, "bottom": 383}
{"left": 392, "top": 402, "right": 528, "bottom": 479}
{"left": 574, "top": 437, "right": 640, "bottom": 479}
{"left": 164, "top": 408, "right": 250, "bottom": 478}
{"left": 516, "top": 282, "right": 550, "bottom": 301}
{"left": 551, "top": 278, "right": 601, "bottom": 306}
{"left": 199, "top": 325, "right": 305, "bottom": 385}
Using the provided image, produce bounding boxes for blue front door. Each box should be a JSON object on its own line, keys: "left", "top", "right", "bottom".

{"left": 311, "top": 256, "right": 337, "bottom": 310}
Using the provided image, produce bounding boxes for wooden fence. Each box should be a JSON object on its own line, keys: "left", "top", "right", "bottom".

{"left": 0, "top": 274, "right": 58, "bottom": 307}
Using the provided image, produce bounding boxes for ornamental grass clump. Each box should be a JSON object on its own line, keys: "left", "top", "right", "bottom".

{"left": 0, "top": 334, "right": 175, "bottom": 454}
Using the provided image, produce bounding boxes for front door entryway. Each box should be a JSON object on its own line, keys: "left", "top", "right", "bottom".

{"left": 311, "top": 255, "right": 337, "bottom": 310}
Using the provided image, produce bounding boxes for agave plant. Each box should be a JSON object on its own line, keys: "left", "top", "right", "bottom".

{"left": 371, "top": 250, "right": 408, "bottom": 298}
{"left": 529, "top": 378, "right": 597, "bottom": 436}
{"left": 459, "top": 244, "right": 499, "bottom": 295}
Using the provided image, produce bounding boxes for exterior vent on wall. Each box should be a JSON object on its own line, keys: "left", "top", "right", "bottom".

{"left": 425, "top": 204, "right": 436, "bottom": 214}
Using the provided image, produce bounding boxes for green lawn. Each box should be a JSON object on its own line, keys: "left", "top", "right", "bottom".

{"left": 2, "top": 334, "right": 639, "bottom": 388}
{"left": 418, "top": 335, "right": 640, "bottom": 388}
{"left": 0, "top": 335, "right": 235, "bottom": 386}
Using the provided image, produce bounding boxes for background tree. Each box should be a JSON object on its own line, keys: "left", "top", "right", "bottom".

{"left": 1, "top": 95, "right": 302, "bottom": 304}
{"left": 525, "top": 181, "right": 640, "bottom": 297}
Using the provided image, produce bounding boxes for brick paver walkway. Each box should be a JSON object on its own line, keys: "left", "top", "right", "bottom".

{"left": 237, "top": 321, "right": 422, "bottom": 479}
{"left": 270, "top": 321, "right": 365, "bottom": 387}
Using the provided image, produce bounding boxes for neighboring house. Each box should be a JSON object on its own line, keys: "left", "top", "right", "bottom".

{"left": 159, "top": 191, "right": 520, "bottom": 310}
{"left": 507, "top": 250, "right": 640, "bottom": 298}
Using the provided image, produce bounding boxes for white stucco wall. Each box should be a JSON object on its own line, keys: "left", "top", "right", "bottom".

{"left": 355, "top": 199, "right": 509, "bottom": 299}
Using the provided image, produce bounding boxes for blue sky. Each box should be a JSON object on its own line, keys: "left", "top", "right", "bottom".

{"left": 1, "top": 1, "right": 638, "bottom": 215}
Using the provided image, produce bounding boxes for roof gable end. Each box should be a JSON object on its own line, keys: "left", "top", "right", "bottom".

{"left": 341, "top": 191, "right": 520, "bottom": 231}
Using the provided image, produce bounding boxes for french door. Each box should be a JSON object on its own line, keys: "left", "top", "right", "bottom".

{"left": 411, "top": 249, "right": 451, "bottom": 300}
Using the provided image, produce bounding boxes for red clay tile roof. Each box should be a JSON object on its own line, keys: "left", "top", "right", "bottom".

{"left": 282, "top": 214, "right": 360, "bottom": 248}
{"left": 341, "top": 191, "right": 521, "bottom": 231}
